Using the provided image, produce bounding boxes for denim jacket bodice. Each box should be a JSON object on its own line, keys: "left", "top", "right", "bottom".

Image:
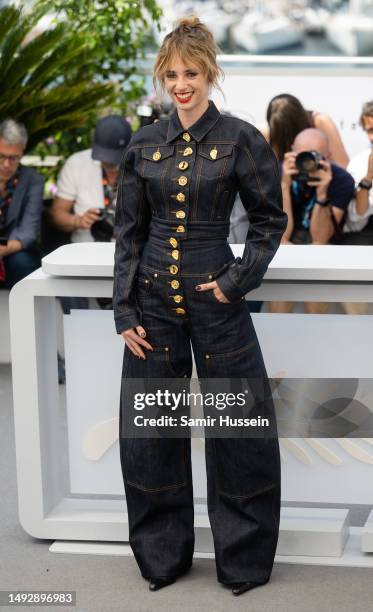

{"left": 113, "top": 99, "right": 287, "bottom": 333}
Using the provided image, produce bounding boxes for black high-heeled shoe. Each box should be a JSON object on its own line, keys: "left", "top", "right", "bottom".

{"left": 231, "top": 579, "right": 268, "bottom": 596}
{"left": 148, "top": 576, "right": 176, "bottom": 592}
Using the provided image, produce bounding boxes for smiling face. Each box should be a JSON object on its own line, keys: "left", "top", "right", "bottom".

{"left": 163, "top": 55, "right": 210, "bottom": 120}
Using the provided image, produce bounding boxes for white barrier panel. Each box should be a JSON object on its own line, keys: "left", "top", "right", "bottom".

{"left": 64, "top": 309, "right": 373, "bottom": 505}
{"left": 9, "top": 244, "right": 373, "bottom": 558}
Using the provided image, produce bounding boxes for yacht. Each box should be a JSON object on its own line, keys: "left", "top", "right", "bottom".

{"left": 326, "top": 0, "right": 373, "bottom": 55}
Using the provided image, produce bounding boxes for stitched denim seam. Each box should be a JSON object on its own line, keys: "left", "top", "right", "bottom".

{"left": 211, "top": 156, "right": 229, "bottom": 222}
{"left": 217, "top": 483, "right": 277, "bottom": 500}
{"left": 193, "top": 154, "right": 203, "bottom": 221}
{"left": 123, "top": 159, "right": 146, "bottom": 313}
{"left": 161, "top": 155, "right": 173, "bottom": 209}
{"left": 206, "top": 340, "right": 256, "bottom": 360}
{"left": 145, "top": 179, "right": 157, "bottom": 212}
{"left": 239, "top": 145, "right": 266, "bottom": 206}
{"left": 139, "top": 263, "right": 225, "bottom": 277}
{"left": 125, "top": 480, "right": 188, "bottom": 492}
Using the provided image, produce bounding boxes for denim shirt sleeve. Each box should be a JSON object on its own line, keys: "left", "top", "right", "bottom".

{"left": 113, "top": 144, "right": 151, "bottom": 334}
{"left": 215, "top": 125, "right": 288, "bottom": 303}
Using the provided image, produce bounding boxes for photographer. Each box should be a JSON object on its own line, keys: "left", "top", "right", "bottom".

{"left": 345, "top": 100, "right": 373, "bottom": 234}
{"left": 50, "top": 115, "right": 132, "bottom": 243}
{"left": 0, "top": 119, "right": 44, "bottom": 289}
{"left": 270, "top": 128, "right": 355, "bottom": 314}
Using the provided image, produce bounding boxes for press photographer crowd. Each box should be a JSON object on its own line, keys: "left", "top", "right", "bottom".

{"left": 1, "top": 93, "right": 373, "bottom": 313}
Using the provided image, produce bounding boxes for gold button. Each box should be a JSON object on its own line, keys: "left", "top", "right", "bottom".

{"left": 205, "top": 354, "right": 210, "bottom": 359}
{"left": 176, "top": 210, "right": 186, "bottom": 219}
{"left": 178, "top": 161, "right": 188, "bottom": 170}
{"left": 209, "top": 147, "right": 218, "bottom": 160}
{"left": 176, "top": 192, "right": 186, "bottom": 202}
{"left": 173, "top": 295, "right": 183, "bottom": 303}
{"left": 176, "top": 225, "right": 185, "bottom": 233}
{"left": 171, "top": 249, "right": 179, "bottom": 260}
{"left": 154, "top": 273, "right": 158, "bottom": 277}
{"left": 169, "top": 237, "right": 178, "bottom": 248}
{"left": 175, "top": 308, "right": 186, "bottom": 315}
{"left": 182, "top": 132, "right": 191, "bottom": 142}
{"left": 164, "top": 347, "right": 169, "bottom": 352}
{"left": 171, "top": 279, "right": 180, "bottom": 289}
{"left": 153, "top": 151, "right": 161, "bottom": 161}
{"left": 178, "top": 176, "right": 188, "bottom": 186}
{"left": 183, "top": 147, "right": 193, "bottom": 156}
{"left": 169, "top": 265, "right": 178, "bottom": 274}
{"left": 208, "top": 274, "right": 213, "bottom": 280}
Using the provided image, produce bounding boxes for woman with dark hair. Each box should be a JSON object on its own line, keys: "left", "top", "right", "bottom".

{"left": 113, "top": 15, "right": 287, "bottom": 596}
{"left": 261, "top": 93, "right": 349, "bottom": 167}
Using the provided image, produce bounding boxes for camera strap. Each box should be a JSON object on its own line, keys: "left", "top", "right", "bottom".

{"left": 101, "top": 168, "right": 118, "bottom": 209}
{"left": 0, "top": 171, "right": 20, "bottom": 231}
{"left": 291, "top": 181, "right": 316, "bottom": 230}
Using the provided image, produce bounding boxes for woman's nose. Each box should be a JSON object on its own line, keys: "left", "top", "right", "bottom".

{"left": 175, "top": 77, "right": 188, "bottom": 91}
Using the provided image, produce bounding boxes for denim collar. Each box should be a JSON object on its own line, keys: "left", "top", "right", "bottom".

{"left": 166, "top": 99, "right": 221, "bottom": 144}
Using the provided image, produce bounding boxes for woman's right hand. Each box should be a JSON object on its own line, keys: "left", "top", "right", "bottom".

{"left": 121, "top": 325, "right": 153, "bottom": 359}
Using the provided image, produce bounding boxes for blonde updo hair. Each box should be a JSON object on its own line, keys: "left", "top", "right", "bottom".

{"left": 153, "top": 15, "right": 225, "bottom": 98}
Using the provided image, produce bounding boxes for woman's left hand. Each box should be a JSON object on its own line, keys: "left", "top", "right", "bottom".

{"left": 195, "top": 280, "right": 230, "bottom": 303}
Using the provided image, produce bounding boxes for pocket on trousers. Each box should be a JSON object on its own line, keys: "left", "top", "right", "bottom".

{"left": 135, "top": 270, "right": 158, "bottom": 302}
{"left": 123, "top": 438, "right": 188, "bottom": 492}
{"left": 204, "top": 342, "right": 259, "bottom": 378}
{"left": 213, "top": 437, "right": 280, "bottom": 499}
{"left": 144, "top": 345, "right": 181, "bottom": 377}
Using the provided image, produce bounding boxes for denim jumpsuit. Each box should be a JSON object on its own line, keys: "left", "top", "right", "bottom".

{"left": 113, "top": 100, "right": 288, "bottom": 584}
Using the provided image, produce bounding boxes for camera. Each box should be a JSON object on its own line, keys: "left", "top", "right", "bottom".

{"left": 136, "top": 102, "right": 174, "bottom": 128}
{"left": 294, "top": 150, "right": 323, "bottom": 183}
{"left": 90, "top": 206, "right": 116, "bottom": 242}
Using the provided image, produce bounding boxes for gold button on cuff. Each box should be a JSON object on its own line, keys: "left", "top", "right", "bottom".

{"left": 182, "top": 132, "right": 191, "bottom": 142}
{"left": 171, "top": 279, "right": 180, "bottom": 289}
{"left": 178, "top": 161, "right": 188, "bottom": 170}
{"left": 176, "top": 210, "right": 186, "bottom": 219}
{"left": 176, "top": 192, "right": 186, "bottom": 202}
{"left": 208, "top": 274, "right": 213, "bottom": 280}
{"left": 169, "top": 265, "right": 178, "bottom": 274}
{"left": 178, "top": 176, "right": 188, "bottom": 186}
{"left": 173, "top": 294, "right": 183, "bottom": 303}
{"left": 176, "top": 225, "right": 185, "bottom": 233}
{"left": 171, "top": 249, "right": 179, "bottom": 260}
{"left": 183, "top": 147, "right": 193, "bottom": 156}
{"left": 169, "top": 237, "right": 178, "bottom": 248}
{"left": 175, "top": 308, "right": 186, "bottom": 315}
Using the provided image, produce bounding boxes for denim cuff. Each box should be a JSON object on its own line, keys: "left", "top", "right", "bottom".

{"left": 215, "top": 268, "right": 245, "bottom": 303}
{"left": 114, "top": 311, "right": 141, "bottom": 334}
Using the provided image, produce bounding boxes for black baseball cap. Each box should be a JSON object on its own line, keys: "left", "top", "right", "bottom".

{"left": 92, "top": 115, "right": 132, "bottom": 166}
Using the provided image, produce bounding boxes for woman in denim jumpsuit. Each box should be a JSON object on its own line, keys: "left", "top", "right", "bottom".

{"left": 113, "top": 17, "right": 288, "bottom": 596}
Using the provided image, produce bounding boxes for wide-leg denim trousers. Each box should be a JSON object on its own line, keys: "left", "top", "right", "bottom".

{"left": 119, "top": 233, "right": 281, "bottom": 584}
